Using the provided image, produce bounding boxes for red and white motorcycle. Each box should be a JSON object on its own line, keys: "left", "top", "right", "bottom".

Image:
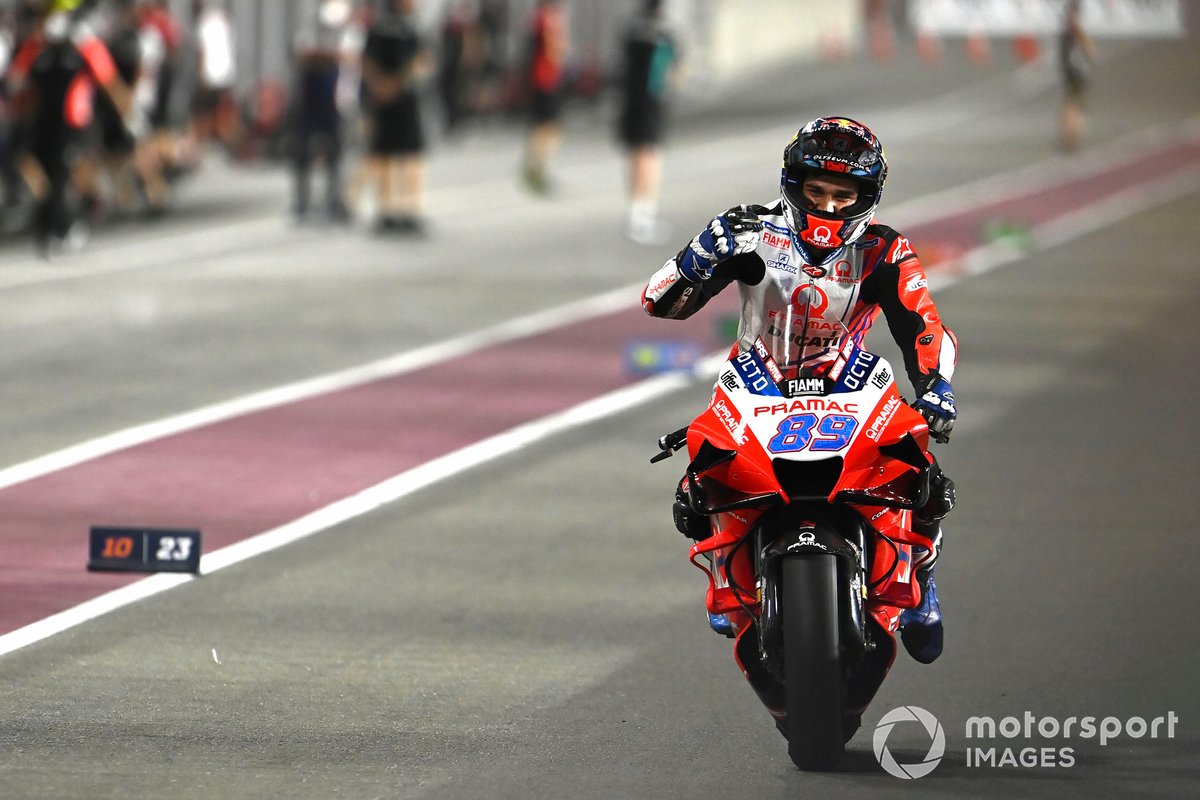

{"left": 652, "top": 307, "right": 939, "bottom": 770}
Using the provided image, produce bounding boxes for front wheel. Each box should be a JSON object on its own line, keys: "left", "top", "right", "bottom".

{"left": 782, "top": 554, "right": 844, "bottom": 770}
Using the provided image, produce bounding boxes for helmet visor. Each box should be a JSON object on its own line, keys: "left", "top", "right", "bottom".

{"left": 786, "top": 122, "right": 885, "bottom": 179}
{"left": 782, "top": 167, "right": 877, "bottom": 221}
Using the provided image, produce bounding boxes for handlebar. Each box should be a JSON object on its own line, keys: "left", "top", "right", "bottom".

{"left": 650, "top": 425, "right": 689, "bottom": 464}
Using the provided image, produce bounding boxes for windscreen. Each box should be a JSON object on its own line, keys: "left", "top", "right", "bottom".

{"left": 759, "top": 301, "right": 852, "bottom": 380}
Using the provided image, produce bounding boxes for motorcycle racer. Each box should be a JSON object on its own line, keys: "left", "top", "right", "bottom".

{"left": 642, "top": 116, "right": 956, "bottom": 663}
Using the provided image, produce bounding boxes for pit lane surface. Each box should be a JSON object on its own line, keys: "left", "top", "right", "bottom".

{"left": 1, "top": 38, "right": 1198, "bottom": 799}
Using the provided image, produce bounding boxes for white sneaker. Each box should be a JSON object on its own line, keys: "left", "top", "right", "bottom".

{"left": 627, "top": 213, "right": 670, "bottom": 246}
{"left": 62, "top": 219, "right": 90, "bottom": 254}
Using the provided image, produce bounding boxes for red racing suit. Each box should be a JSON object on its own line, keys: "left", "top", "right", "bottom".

{"left": 641, "top": 201, "right": 958, "bottom": 393}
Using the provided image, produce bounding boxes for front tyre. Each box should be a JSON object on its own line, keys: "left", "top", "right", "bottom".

{"left": 783, "top": 554, "right": 844, "bottom": 770}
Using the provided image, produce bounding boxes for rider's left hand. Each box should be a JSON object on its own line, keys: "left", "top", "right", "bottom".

{"left": 913, "top": 373, "right": 956, "bottom": 443}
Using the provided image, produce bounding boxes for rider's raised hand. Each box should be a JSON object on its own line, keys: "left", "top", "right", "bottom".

{"left": 913, "top": 373, "right": 956, "bottom": 443}
{"left": 678, "top": 205, "right": 763, "bottom": 282}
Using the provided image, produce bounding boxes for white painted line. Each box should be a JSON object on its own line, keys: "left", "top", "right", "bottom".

{"left": 887, "top": 114, "right": 1200, "bottom": 231}
{"left": 937, "top": 163, "right": 1200, "bottom": 283}
{"left": 0, "top": 573, "right": 193, "bottom": 655}
{"left": 2, "top": 139, "right": 1198, "bottom": 658}
{"left": 0, "top": 370, "right": 692, "bottom": 657}
{"left": 0, "top": 283, "right": 638, "bottom": 492}
{"left": 200, "top": 369, "right": 695, "bottom": 576}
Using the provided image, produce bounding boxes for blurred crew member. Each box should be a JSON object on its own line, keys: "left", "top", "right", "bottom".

{"left": 361, "top": 0, "right": 430, "bottom": 235}
{"left": 9, "top": 0, "right": 132, "bottom": 255}
{"left": 1058, "top": 0, "right": 1096, "bottom": 151}
{"left": 436, "top": 0, "right": 485, "bottom": 136}
{"left": 292, "top": 0, "right": 353, "bottom": 223}
{"left": 137, "top": 0, "right": 185, "bottom": 177}
{"left": 519, "top": 0, "right": 567, "bottom": 195}
{"left": 95, "top": 0, "right": 168, "bottom": 215}
{"left": 617, "top": 0, "right": 679, "bottom": 245}
{"left": 187, "top": 0, "right": 237, "bottom": 159}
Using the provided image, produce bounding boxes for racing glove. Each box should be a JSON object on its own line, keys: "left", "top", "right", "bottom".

{"left": 677, "top": 205, "right": 763, "bottom": 282}
{"left": 913, "top": 372, "right": 956, "bottom": 443}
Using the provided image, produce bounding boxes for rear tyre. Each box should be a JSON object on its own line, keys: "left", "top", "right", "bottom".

{"left": 782, "top": 554, "right": 844, "bottom": 770}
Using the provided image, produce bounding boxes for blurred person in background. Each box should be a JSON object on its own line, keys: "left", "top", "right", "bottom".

{"left": 334, "top": 0, "right": 369, "bottom": 217}
{"left": 186, "top": 0, "right": 237, "bottom": 161}
{"left": 137, "top": 0, "right": 185, "bottom": 178}
{"left": 436, "top": 0, "right": 485, "bottom": 137}
{"left": 1058, "top": 0, "right": 1095, "bottom": 151}
{"left": 616, "top": 0, "right": 679, "bottom": 246}
{"left": 0, "top": 3, "right": 23, "bottom": 226}
{"left": 641, "top": 117, "right": 958, "bottom": 663}
{"left": 361, "top": 0, "right": 430, "bottom": 235}
{"left": 519, "top": 0, "right": 566, "bottom": 195}
{"left": 471, "top": 0, "right": 507, "bottom": 124}
{"left": 863, "top": 0, "right": 895, "bottom": 62}
{"left": 8, "top": 0, "right": 133, "bottom": 256}
{"left": 91, "top": 0, "right": 168, "bottom": 217}
{"left": 291, "top": 0, "right": 353, "bottom": 224}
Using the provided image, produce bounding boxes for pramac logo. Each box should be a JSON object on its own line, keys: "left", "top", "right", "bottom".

{"left": 809, "top": 225, "right": 835, "bottom": 247}
{"left": 790, "top": 283, "right": 829, "bottom": 316}
{"left": 802, "top": 218, "right": 844, "bottom": 249}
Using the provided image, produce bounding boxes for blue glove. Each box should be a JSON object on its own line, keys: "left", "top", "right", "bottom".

{"left": 678, "top": 205, "right": 763, "bottom": 282}
{"left": 913, "top": 373, "right": 956, "bottom": 443}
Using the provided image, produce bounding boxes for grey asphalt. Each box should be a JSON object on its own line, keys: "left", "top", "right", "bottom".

{"left": 1, "top": 32, "right": 1199, "bottom": 799}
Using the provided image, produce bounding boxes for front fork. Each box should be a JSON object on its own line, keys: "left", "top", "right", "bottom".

{"left": 755, "top": 509, "right": 870, "bottom": 681}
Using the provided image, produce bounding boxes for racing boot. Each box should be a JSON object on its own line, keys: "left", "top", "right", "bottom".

{"left": 708, "top": 611, "right": 735, "bottom": 638}
{"left": 899, "top": 560, "right": 942, "bottom": 664}
{"left": 899, "top": 464, "right": 954, "bottom": 663}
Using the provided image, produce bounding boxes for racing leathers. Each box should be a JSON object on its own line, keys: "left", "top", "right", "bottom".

{"left": 644, "top": 201, "right": 957, "bottom": 661}
{"left": 641, "top": 201, "right": 957, "bottom": 395}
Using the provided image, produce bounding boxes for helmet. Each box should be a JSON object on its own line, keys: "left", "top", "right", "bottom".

{"left": 780, "top": 116, "right": 888, "bottom": 261}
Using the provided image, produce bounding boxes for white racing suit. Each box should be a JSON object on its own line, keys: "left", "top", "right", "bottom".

{"left": 641, "top": 201, "right": 958, "bottom": 390}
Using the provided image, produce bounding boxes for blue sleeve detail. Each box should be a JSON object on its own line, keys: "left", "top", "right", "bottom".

{"left": 678, "top": 247, "right": 712, "bottom": 283}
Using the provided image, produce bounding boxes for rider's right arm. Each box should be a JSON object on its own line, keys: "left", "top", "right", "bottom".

{"left": 641, "top": 249, "right": 761, "bottom": 319}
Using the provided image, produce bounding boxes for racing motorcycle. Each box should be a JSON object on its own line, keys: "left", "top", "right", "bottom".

{"left": 651, "top": 307, "right": 939, "bottom": 771}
